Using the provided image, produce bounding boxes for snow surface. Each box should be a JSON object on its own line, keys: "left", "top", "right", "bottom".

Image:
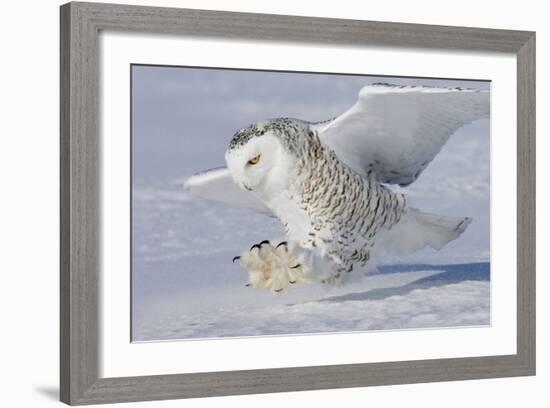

{"left": 131, "top": 67, "right": 490, "bottom": 341}
{"left": 131, "top": 187, "right": 490, "bottom": 341}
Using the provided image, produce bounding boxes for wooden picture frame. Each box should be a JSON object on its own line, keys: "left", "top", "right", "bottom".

{"left": 60, "top": 1, "right": 535, "bottom": 405}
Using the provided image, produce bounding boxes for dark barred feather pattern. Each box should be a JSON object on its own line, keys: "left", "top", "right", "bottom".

{"left": 292, "top": 130, "right": 406, "bottom": 281}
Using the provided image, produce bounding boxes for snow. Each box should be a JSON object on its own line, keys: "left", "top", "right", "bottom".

{"left": 131, "top": 67, "right": 490, "bottom": 342}
{"left": 133, "top": 264, "right": 489, "bottom": 341}
{"left": 131, "top": 186, "right": 490, "bottom": 341}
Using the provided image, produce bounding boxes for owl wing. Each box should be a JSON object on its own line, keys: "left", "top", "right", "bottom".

{"left": 183, "top": 167, "right": 274, "bottom": 216}
{"left": 311, "top": 83, "right": 490, "bottom": 186}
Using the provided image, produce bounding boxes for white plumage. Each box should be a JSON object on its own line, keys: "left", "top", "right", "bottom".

{"left": 184, "top": 83, "right": 489, "bottom": 292}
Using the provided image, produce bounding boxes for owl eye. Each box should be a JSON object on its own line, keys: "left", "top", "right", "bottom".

{"left": 248, "top": 154, "right": 261, "bottom": 165}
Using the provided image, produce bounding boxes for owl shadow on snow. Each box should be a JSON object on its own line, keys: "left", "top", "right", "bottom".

{"left": 319, "top": 262, "right": 490, "bottom": 304}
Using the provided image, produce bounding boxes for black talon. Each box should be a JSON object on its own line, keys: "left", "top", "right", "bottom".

{"left": 289, "top": 280, "right": 296, "bottom": 284}
{"left": 232, "top": 256, "right": 240, "bottom": 263}
{"left": 274, "top": 288, "right": 283, "bottom": 293}
{"left": 276, "top": 241, "right": 288, "bottom": 249}
{"left": 245, "top": 283, "right": 251, "bottom": 287}
{"left": 250, "top": 240, "right": 270, "bottom": 251}
{"left": 290, "top": 264, "right": 301, "bottom": 269}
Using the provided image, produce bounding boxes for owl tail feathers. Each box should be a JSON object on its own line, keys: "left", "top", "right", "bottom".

{"left": 376, "top": 209, "right": 472, "bottom": 256}
{"left": 410, "top": 210, "right": 472, "bottom": 251}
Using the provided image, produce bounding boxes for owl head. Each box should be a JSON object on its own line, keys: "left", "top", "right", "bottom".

{"left": 225, "top": 118, "right": 306, "bottom": 202}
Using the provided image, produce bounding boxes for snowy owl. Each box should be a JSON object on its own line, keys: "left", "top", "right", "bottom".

{"left": 184, "top": 83, "right": 489, "bottom": 292}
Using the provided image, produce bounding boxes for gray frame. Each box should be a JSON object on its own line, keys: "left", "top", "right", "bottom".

{"left": 60, "top": 1, "right": 536, "bottom": 405}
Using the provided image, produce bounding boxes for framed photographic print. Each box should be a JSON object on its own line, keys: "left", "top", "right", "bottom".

{"left": 60, "top": 1, "right": 535, "bottom": 405}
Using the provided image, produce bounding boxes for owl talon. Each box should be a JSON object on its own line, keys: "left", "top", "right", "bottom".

{"left": 236, "top": 240, "right": 310, "bottom": 292}
{"left": 232, "top": 256, "right": 241, "bottom": 263}
{"left": 250, "top": 239, "right": 271, "bottom": 252}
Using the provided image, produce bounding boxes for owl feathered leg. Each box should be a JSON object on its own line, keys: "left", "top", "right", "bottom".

{"left": 235, "top": 239, "right": 315, "bottom": 292}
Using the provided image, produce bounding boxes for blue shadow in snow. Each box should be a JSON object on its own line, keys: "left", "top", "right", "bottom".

{"left": 320, "top": 262, "right": 490, "bottom": 303}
